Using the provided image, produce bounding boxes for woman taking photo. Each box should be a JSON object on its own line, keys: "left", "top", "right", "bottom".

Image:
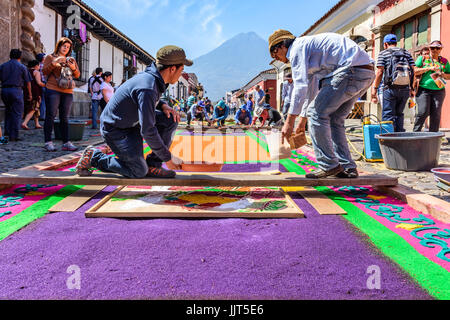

{"left": 42, "top": 37, "right": 80, "bottom": 151}
{"left": 413, "top": 40, "right": 450, "bottom": 132}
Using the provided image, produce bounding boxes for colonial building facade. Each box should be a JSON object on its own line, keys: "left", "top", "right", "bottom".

{"left": 270, "top": 0, "right": 450, "bottom": 126}
{"left": 0, "top": 0, "right": 201, "bottom": 120}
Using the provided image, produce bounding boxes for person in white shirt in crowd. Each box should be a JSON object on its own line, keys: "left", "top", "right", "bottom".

{"left": 281, "top": 73, "right": 294, "bottom": 118}
{"left": 100, "top": 71, "right": 114, "bottom": 110}
{"left": 269, "top": 30, "right": 375, "bottom": 179}
{"left": 88, "top": 67, "right": 103, "bottom": 129}
{"left": 254, "top": 85, "right": 265, "bottom": 109}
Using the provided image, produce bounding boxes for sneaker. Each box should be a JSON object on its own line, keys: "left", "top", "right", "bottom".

{"left": 44, "top": 141, "right": 57, "bottom": 152}
{"left": 335, "top": 168, "right": 359, "bottom": 179}
{"left": 75, "top": 146, "right": 95, "bottom": 176}
{"left": 146, "top": 167, "right": 176, "bottom": 179}
{"left": 0, "top": 137, "right": 8, "bottom": 145}
{"left": 305, "top": 165, "right": 344, "bottom": 179}
{"left": 62, "top": 141, "right": 78, "bottom": 151}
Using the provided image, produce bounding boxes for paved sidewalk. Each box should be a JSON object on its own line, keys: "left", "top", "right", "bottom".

{"left": 343, "top": 119, "right": 450, "bottom": 202}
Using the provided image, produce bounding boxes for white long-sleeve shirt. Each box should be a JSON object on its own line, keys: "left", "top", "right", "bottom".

{"left": 287, "top": 33, "right": 374, "bottom": 117}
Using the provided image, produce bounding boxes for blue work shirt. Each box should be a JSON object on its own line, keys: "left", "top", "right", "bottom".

{"left": 213, "top": 101, "right": 229, "bottom": 121}
{"left": 287, "top": 33, "right": 374, "bottom": 117}
{"left": 245, "top": 100, "right": 253, "bottom": 114}
{"left": 0, "top": 59, "right": 32, "bottom": 87}
{"left": 235, "top": 107, "right": 252, "bottom": 124}
{"left": 100, "top": 62, "right": 172, "bottom": 162}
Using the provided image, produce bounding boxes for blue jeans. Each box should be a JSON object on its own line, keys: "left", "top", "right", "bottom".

{"left": 91, "top": 99, "right": 100, "bottom": 129}
{"left": 44, "top": 88, "right": 73, "bottom": 143}
{"left": 92, "top": 110, "right": 178, "bottom": 178}
{"left": 308, "top": 67, "right": 375, "bottom": 171}
{"left": 382, "top": 86, "right": 410, "bottom": 132}
{"left": 1, "top": 88, "right": 24, "bottom": 140}
{"left": 39, "top": 87, "right": 46, "bottom": 120}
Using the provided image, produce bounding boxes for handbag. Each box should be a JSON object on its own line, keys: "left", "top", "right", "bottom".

{"left": 56, "top": 58, "right": 76, "bottom": 90}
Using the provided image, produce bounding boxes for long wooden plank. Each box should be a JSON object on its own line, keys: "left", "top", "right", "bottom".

{"left": 298, "top": 188, "right": 347, "bottom": 215}
{"left": 0, "top": 169, "right": 398, "bottom": 187}
{"left": 375, "top": 185, "right": 450, "bottom": 223}
{"left": 48, "top": 185, "right": 106, "bottom": 212}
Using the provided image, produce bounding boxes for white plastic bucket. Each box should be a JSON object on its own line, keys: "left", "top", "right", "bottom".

{"left": 265, "top": 131, "right": 292, "bottom": 160}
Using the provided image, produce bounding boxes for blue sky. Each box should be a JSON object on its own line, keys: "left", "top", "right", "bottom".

{"left": 83, "top": 0, "right": 340, "bottom": 59}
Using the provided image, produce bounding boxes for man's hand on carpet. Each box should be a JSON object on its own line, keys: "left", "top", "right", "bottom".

{"left": 162, "top": 104, "right": 180, "bottom": 123}
{"left": 166, "top": 155, "right": 183, "bottom": 170}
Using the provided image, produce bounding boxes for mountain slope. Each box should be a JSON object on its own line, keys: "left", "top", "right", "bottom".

{"left": 186, "top": 32, "right": 272, "bottom": 101}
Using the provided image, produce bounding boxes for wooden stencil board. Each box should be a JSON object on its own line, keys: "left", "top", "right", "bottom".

{"left": 86, "top": 186, "right": 304, "bottom": 219}
{"left": 297, "top": 188, "right": 347, "bottom": 215}
{"left": 0, "top": 170, "right": 399, "bottom": 188}
{"left": 49, "top": 185, "right": 106, "bottom": 212}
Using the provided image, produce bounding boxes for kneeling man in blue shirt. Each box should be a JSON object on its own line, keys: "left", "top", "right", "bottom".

{"left": 76, "top": 46, "right": 193, "bottom": 179}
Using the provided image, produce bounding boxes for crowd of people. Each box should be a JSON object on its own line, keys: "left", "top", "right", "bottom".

{"left": 371, "top": 35, "right": 450, "bottom": 133}
{"left": 268, "top": 29, "right": 450, "bottom": 179}
{"left": 0, "top": 36, "right": 119, "bottom": 149}
{"left": 2, "top": 32, "right": 449, "bottom": 182}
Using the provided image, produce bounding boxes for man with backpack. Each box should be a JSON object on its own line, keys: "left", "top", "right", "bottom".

{"left": 88, "top": 67, "right": 103, "bottom": 129}
{"left": 371, "top": 34, "right": 416, "bottom": 132}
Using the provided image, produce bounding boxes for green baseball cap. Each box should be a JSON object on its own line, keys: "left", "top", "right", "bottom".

{"left": 156, "top": 45, "right": 193, "bottom": 66}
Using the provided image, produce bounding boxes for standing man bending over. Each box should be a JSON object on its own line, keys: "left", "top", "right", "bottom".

{"left": 76, "top": 46, "right": 193, "bottom": 179}
{"left": 269, "top": 30, "right": 375, "bottom": 178}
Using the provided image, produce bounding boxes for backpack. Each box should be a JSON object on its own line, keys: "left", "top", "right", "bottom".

{"left": 90, "top": 76, "right": 102, "bottom": 95}
{"left": 384, "top": 49, "right": 413, "bottom": 87}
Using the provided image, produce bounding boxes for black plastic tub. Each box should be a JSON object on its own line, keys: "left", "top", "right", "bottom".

{"left": 375, "top": 132, "right": 444, "bottom": 171}
{"left": 53, "top": 120, "right": 86, "bottom": 141}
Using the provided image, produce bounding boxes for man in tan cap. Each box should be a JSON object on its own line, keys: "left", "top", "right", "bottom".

{"left": 75, "top": 45, "right": 193, "bottom": 179}
{"left": 269, "top": 30, "right": 375, "bottom": 179}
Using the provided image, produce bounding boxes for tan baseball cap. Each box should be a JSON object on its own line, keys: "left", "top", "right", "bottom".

{"left": 156, "top": 45, "right": 193, "bottom": 66}
{"left": 268, "top": 29, "right": 296, "bottom": 52}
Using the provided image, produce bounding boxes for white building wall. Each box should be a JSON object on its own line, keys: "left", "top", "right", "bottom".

{"left": 113, "top": 47, "right": 124, "bottom": 84}
{"left": 99, "top": 40, "right": 113, "bottom": 73}
{"left": 88, "top": 35, "right": 100, "bottom": 75}
{"left": 31, "top": 0, "right": 56, "bottom": 54}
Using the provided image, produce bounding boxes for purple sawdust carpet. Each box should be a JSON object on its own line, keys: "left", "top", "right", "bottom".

{"left": 0, "top": 187, "right": 431, "bottom": 300}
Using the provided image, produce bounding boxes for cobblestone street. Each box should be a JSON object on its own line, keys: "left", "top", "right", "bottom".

{"left": 344, "top": 119, "right": 450, "bottom": 202}
{"left": 2, "top": 118, "right": 450, "bottom": 202}
{"left": 0, "top": 119, "right": 103, "bottom": 173}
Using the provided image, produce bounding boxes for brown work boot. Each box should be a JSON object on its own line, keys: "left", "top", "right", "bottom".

{"left": 146, "top": 167, "right": 176, "bottom": 179}
{"left": 305, "top": 165, "right": 344, "bottom": 179}
{"left": 335, "top": 168, "right": 359, "bottom": 179}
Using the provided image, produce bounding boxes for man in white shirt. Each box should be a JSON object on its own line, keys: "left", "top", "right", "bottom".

{"left": 281, "top": 73, "right": 293, "bottom": 118}
{"left": 269, "top": 30, "right": 375, "bottom": 178}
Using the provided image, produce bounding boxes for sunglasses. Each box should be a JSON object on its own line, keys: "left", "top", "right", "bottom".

{"left": 270, "top": 43, "right": 283, "bottom": 55}
{"left": 430, "top": 47, "right": 442, "bottom": 50}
